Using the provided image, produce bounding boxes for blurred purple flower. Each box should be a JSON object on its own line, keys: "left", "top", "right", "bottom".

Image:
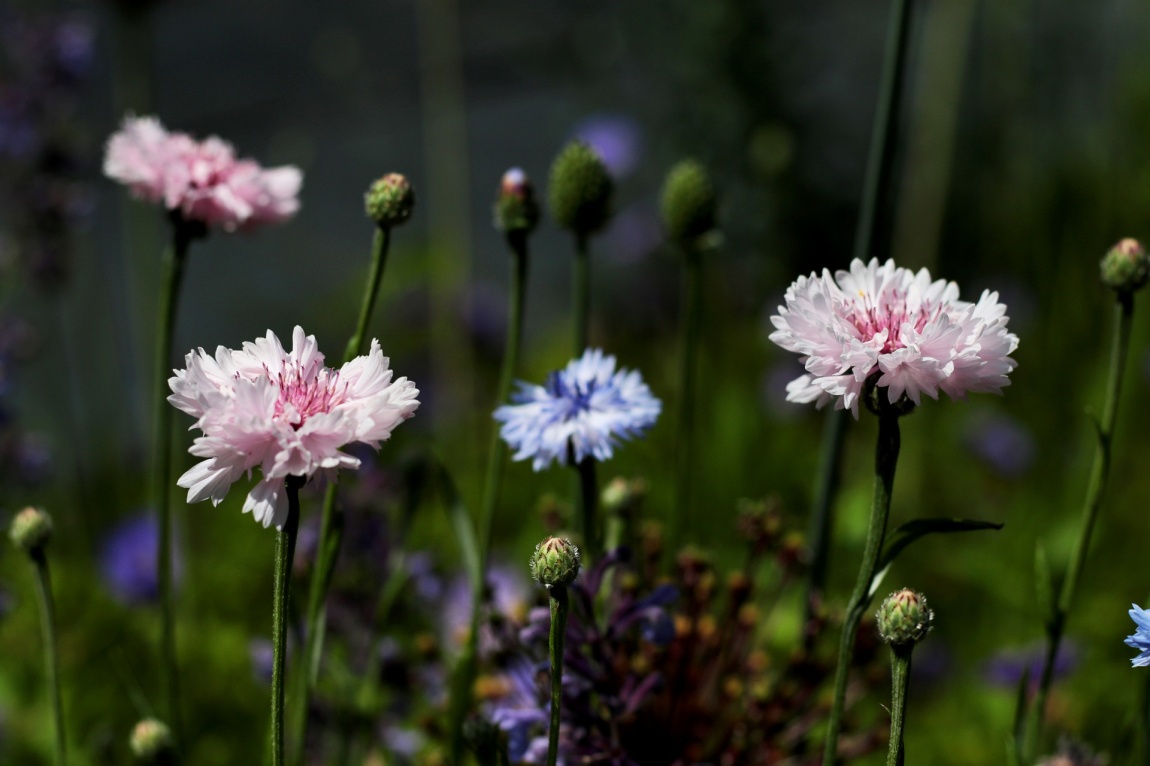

{"left": 249, "top": 638, "right": 274, "bottom": 684}
{"left": 442, "top": 563, "right": 530, "bottom": 652}
{"left": 485, "top": 658, "right": 549, "bottom": 763}
{"left": 962, "top": 411, "right": 1036, "bottom": 478}
{"left": 603, "top": 205, "right": 662, "bottom": 264}
{"left": 571, "top": 114, "right": 642, "bottom": 179}
{"left": 983, "top": 641, "right": 1077, "bottom": 690}
{"left": 99, "top": 513, "right": 175, "bottom": 604}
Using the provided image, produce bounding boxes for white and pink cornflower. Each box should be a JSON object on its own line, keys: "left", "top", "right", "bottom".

{"left": 168, "top": 327, "right": 419, "bottom": 528}
{"left": 768, "top": 258, "right": 1018, "bottom": 417}
{"left": 103, "top": 115, "right": 302, "bottom": 231}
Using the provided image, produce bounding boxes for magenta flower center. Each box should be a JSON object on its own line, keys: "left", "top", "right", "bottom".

{"left": 845, "top": 290, "right": 941, "bottom": 353}
{"left": 267, "top": 361, "right": 348, "bottom": 427}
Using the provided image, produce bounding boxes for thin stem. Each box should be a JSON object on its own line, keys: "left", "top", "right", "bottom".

{"left": 449, "top": 229, "right": 529, "bottom": 762}
{"left": 546, "top": 587, "right": 569, "bottom": 766}
{"left": 293, "top": 225, "right": 394, "bottom": 763}
{"left": 1027, "top": 293, "right": 1134, "bottom": 756}
{"left": 31, "top": 550, "right": 65, "bottom": 766}
{"left": 824, "top": 407, "right": 901, "bottom": 765}
{"left": 575, "top": 456, "right": 599, "bottom": 561}
{"left": 153, "top": 219, "right": 193, "bottom": 743}
{"left": 853, "top": 0, "right": 914, "bottom": 265}
{"left": 886, "top": 646, "right": 913, "bottom": 766}
{"left": 271, "top": 477, "right": 304, "bottom": 766}
{"left": 573, "top": 232, "right": 590, "bottom": 355}
{"left": 670, "top": 246, "right": 702, "bottom": 557}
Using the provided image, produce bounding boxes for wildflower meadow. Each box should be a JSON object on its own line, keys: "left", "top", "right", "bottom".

{"left": 4, "top": 2, "right": 1150, "bottom": 765}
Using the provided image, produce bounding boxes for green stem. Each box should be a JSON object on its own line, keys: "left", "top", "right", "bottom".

{"left": 573, "top": 232, "right": 590, "bottom": 355}
{"left": 824, "top": 406, "right": 901, "bottom": 765}
{"left": 804, "top": 408, "right": 850, "bottom": 630}
{"left": 448, "top": 229, "right": 529, "bottom": 762}
{"left": 293, "top": 225, "right": 393, "bottom": 763}
{"left": 670, "top": 246, "right": 702, "bottom": 557}
{"left": 575, "top": 456, "right": 599, "bottom": 561}
{"left": 546, "top": 587, "right": 569, "bottom": 766}
{"left": 1026, "top": 293, "right": 1134, "bottom": 757}
{"left": 31, "top": 549, "right": 65, "bottom": 766}
{"left": 271, "top": 477, "right": 304, "bottom": 766}
{"left": 886, "top": 646, "right": 913, "bottom": 766}
{"left": 153, "top": 218, "right": 193, "bottom": 744}
{"left": 853, "top": 0, "right": 914, "bottom": 265}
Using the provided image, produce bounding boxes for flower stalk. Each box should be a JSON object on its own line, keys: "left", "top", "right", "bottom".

{"left": 823, "top": 399, "right": 902, "bottom": 764}
{"left": 576, "top": 455, "right": 599, "bottom": 560}
{"left": 33, "top": 549, "right": 66, "bottom": 766}
{"left": 294, "top": 219, "right": 397, "bottom": 762}
{"left": 573, "top": 233, "right": 590, "bottom": 355}
{"left": 546, "top": 586, "right": 569, "bottom": 766}
{"left": 153, "top": 216, "right": 196, "bottom": 744}
{"left": 271, "top": 476, "right": 304, "bottom": 766}
{"left": 670, "top": 244, "right": 702, "bottom": 558}
{"left": 886, "top": 645, "right": 912, "bottom": 766}
{"left": 1026, "top": 290, "right": 1136, "bottom": 757}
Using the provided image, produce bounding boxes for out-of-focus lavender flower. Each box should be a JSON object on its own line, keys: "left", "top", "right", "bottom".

{"left": 249, "top": 638, "right": 274, "bottom": 685}
{"left": 483, "top": 658, "right": 549, "bottom": 763}
{"left": 48, "top": 20, "right": 94, "bottom": 84}
{"left": 1127, "top": 604, "right": 1150, "bottom": 667}
{"left": 99, "top": 513, "right": 178, "bottom": 604}
{"left": 603, "top": 205, "right": 662, "bottom": 264}
{"left": 441, "top": 563, "right": 531, "bottom": 652}
{"left": 982, "top": 641, "right": 1078, "bottom": 688}
{"left": 404, "top": 551, "right": 445, "bottom": 602}
{"left": 572, "top": 114, "right": 642, "bottom": 179}
{"left": 380, "top": 724, "right": 425, "bottom": 760}
{"left": 962, "top": 411, "right": 1036, "bottom": 478}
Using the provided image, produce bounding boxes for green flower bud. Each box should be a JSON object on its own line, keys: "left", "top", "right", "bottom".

{"left": 130, "top": 718, "right": 175, "bottom": 763}
{"left": 9, "top": 506, "right": 52, "bottom": 553}
{"left": 660, "top": 159, "right": 717, "bottom": 246}
{"left": 364, "top": 173, "right": 415, "bottom": 229}
{"left": 876, "top": 588, "right": 933, "bottom": 647}
{"left": 494, "top": 168, "right": 540, "bottom": 234}
{"left": 1100, "top": 238, "right": 1149, "bottom": 294}
{"left": 530, "top": 536, "right": 581, "bottom": 589}
{"left": 547, "top": 141, "right": 613, "bottom": 235}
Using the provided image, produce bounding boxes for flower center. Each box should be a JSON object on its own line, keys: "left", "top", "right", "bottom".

{"left": 267, "top": 360, "right": 347, "bottom": 427}
{"left": 845, "top": 289, "right": 938, "bottom": 353}
{"left": 545, "top": 372, "right": 597, "bottom": 420}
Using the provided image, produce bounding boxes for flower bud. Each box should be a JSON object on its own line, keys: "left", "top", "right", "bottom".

{"left": 9, "top": 506, "right": 52, "bottom": 553}
{"left": 1101, "top": 238, "right": 1150, "bottom": 294}
{"left": 364, "top": 173, "right": 415, "bottom": 229}
{"left": 130, "top": 718, "right": 175, "bottom": 763}
{"left": 601, "top": 476, "right": 648, "bottom": 517}
{"left": 660, "top": 159, "right": 717, "bottom": 246}
{"left": 547, "top": 141, "right": 613, "bottom": 235}
{"left": 530, "top": 536, "right": 581, "bottom": 589}
{"left": 876, "top": 588, "right": 933, "bottom": 647}
{"left": 494, "top": 167, "right": 540, "bottom": 234}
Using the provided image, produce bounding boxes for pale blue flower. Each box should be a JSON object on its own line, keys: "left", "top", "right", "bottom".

{"left": 494, "top": 349, "right": 661, "bottom": 471}
{"left": 1126, "top": 604, "right": 1150, "bottom": 667}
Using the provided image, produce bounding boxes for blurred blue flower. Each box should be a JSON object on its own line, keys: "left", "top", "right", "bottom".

{"left": 495, "top": 349, "right": 661, "bottom": 471}
{"left": 441, "top": 562, "right": 530, "bottom": 653}
{"left": 99, "top": 513, "right": 170, "bottom": 604}
{"left": 572, "top": 114, "right": 642, "bottom": 179}
{"left": 249, "top": 638, "right": 274, "bottom": 684}
{"left": 486, "top": 659, "right": 549, "bottom": 763}
{"left": 982, "top": 641, "right": 1077, "bottom": 688}
{"left": 1127, "top": 604, "right": 1150, "bottom": 667}
{"left": 962, "top": 411, "right": 1036, "bottom": 478}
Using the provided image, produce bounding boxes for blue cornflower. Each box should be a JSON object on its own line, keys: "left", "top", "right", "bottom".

{"left": 494, "top": 349, "right": 661, "bottom": 471}
{"left": 1126, "top": 604, "right": 1150, "bottom": 667}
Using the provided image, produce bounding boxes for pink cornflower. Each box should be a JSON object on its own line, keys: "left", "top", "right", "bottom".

{"left": 768, "top": 258, "right": 1018, "bottom": 417}
{"left": 103, "top": 115, "right": 301, "bottom": 231}
{"left": 168, "top": 327, "right": 419, "bottom": 528}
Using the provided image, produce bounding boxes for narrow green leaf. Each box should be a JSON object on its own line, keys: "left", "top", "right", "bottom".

{"left": 868, "top": 518, "right": 1004, "bottom": 600}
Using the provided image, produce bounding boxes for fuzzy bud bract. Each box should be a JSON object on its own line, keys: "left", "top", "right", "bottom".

{"left": 364, "top": 173, "right": 415, "bottom": 229}
{"left": 660, "top": 159, "right": 717, "bottom": 246}
{"left": 530, "top": 536, "right": 581, "bottom": 589}
{"left": 876, "top": 588, "right": 934, "bottom": 647}
{"left": 494, "top": 167, "right": 540, "bottom": 234}
{"left": 547, "top": 141, "right": 613, "bottom": 235}
{"left": 1100, "top": 238, "right": 1149, "bottom": 294}
{"left": 9, "top": 506, "right": 53, "bottom": 553}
